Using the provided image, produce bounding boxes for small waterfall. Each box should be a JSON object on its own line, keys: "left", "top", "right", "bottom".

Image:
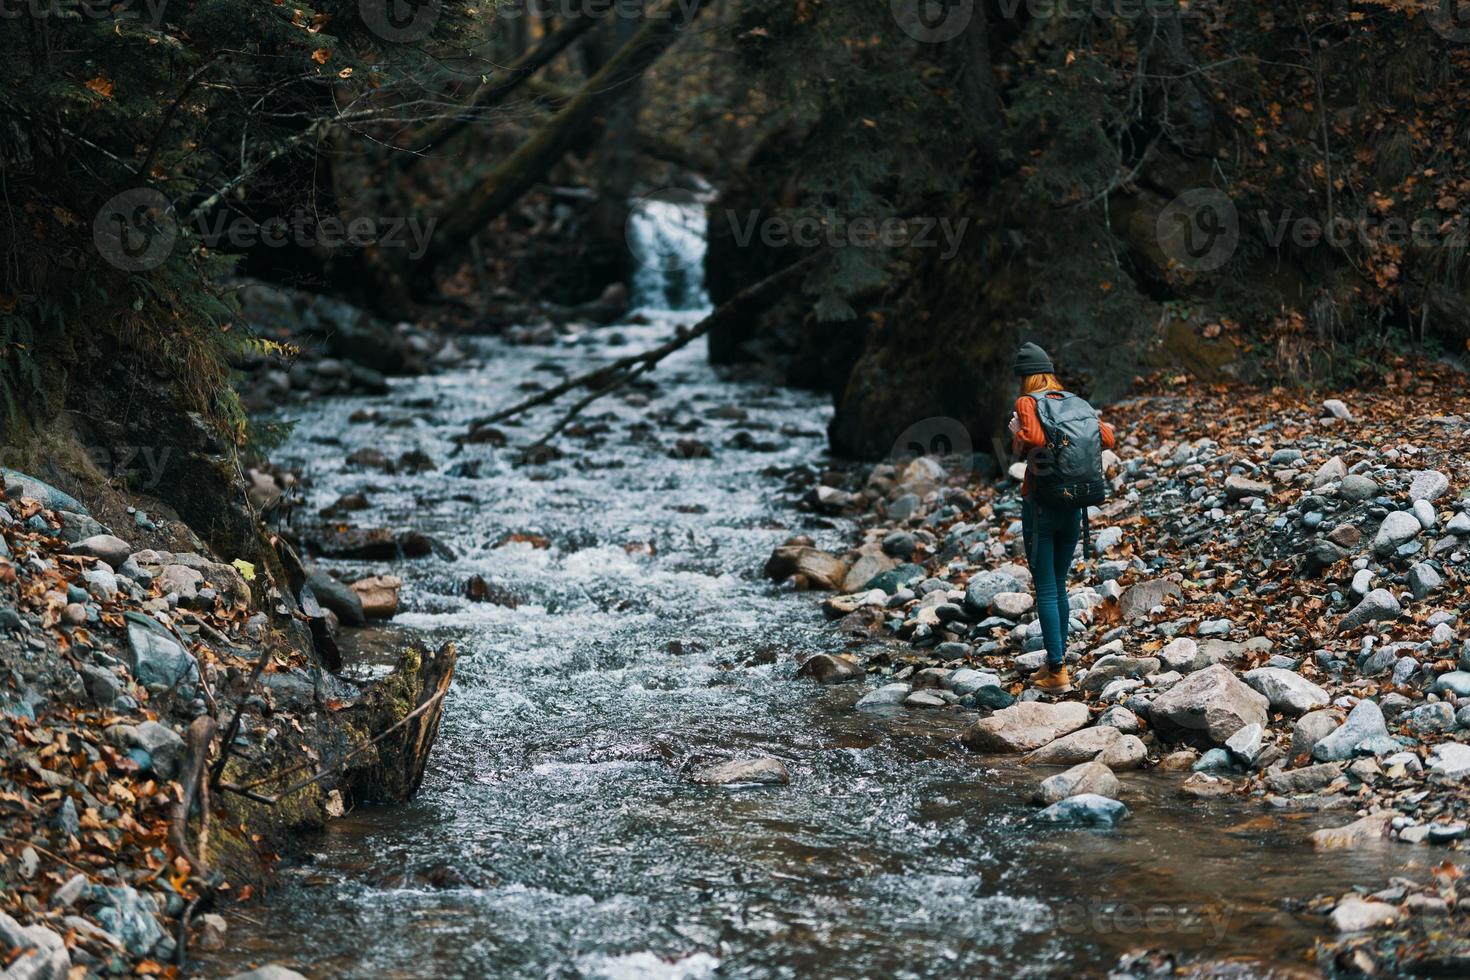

{"left": 626, "top": 191, "right": 711, "bottom": 313}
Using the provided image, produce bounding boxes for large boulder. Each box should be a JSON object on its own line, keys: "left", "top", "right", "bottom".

{"left": 1149, "top": 664, "right": 1269, "bottom": 745}
{"left": 123, "top": 613, "right": 200, "bottom": 695}
{"left": 963, "top": 570, "right": 1022, "bottom": 617}
{"left": 1371, "top": 511, "right": 1421, "bottom": 557}
{"left": 1023, "top": 726, "right": 1125, "bottom": 766}
{"left": 1118, "top": 579, "right": 1181, "bottom": 620}
{"left": 1243, "top": 667, "right": 1330, "bottom": 716}
{"left": 304, "top": 569, "right": 365, "bottom": 626}
{"left": 1037, "top": 793, "right": 1129, "bottom": 828}
{"left": 1338, "top": 589, "right": 1401, "bottom": 633}
{"left": 962, "top": 701, "right": 1090, "bottom": 753}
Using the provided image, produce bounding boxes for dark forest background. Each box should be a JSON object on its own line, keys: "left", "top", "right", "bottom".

{"left": 4, "top": 0, "right": 1469, "bottom": 548}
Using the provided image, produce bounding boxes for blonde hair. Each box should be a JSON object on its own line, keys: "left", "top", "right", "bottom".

{"left": 1020, "top": 373, "right": 1063, "bottom": 396}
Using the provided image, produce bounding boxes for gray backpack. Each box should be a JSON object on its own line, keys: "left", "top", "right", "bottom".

{"left": 1026, "top": 391, "right": 1108, "bottom": 510}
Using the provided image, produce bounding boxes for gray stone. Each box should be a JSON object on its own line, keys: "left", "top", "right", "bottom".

{"left": 1291, "top": 709, "right": 1342, "bottom": 760}
{"left": 1225, "top": 722, "right": 1264, "bottom": 765}
{"left": 1339, "top": 589, "right": 1401, "bottom": 632}
{"left": 1409, "top": 470, "right": 1450, "bottom": 503}
{"left": 0, "top": 468, "right": 86, "bottom": 513}
{"left": 1024, "top": 726, "right": 1124, "bottom": 766}
{"left": 1312, "top": 700, "right": 1397, "bottom": 762}
{"left": 947, "top": 668, "right": 1001, "bottom": 696}
{"left": 226, "top": 968, "right": 311, "bottom": 980}
{"left": 1036, "top": 761, "right": 1120, "bottom": 804}
{"left": 107, "top": 721, "right": 185, "bottom": 779}
{"left": 1372, "top": 512, "right": 1421, "bottom": 557}
{"left": 963, "top": 570, "right": 1022, "bottom": 616}
{"left": 1118, "top": 579, "right": 1181, "bottom": 620}
{"left": 1331, "top": 897, "right": 1398, "bottom": 932}
{"left": 69, "top": 533, "right": 132, "bottom": 569}
{"left": 1322, "top": 398, "right": 1353, "bottom": 420}
{"left": 305, "top": 569, "right": 366, "bottom": 626}
{"left": 1037, "top": 793, "right": 1129, "bottom": 828}
{"left": 1339, "top": 474, "right": 1379, "bottom": 502}
{"left": 1408, "top": 563, "right": 1443, "bottom": 600}
{"left": 76, "top": 663, "right": 120, "bottom": 705}
{"left": 1432, "top": 671, "right": 1470, "bottom": 697}
{"left": 1429, "top": 743, "right": 1470, "bottom": 778}
{"left": 84, "top": 883, "right": 163, "bottom": 956}
{"left": 1197, "top": 618, "right": 1233, "bottom": 637}
{"left": 1404, "top": 702, "right": 1457, "bottom": 735}
{"left": 1244, "top": 667, "right": 1329, "bottom": 716}
{"left": 1413, "top": 499, "right": 1438, "bottom": 530}
{"left": 904, "top": 690, "right": 948, "bottom": 709}
{"left": 1312, "top": 456, "right": 1347, "bottom": 488}
{"left": 1158, "top": 637, "right": 1208, "bottom": 673}
{"left": 691, "top": 757, "right": 790, "bottom": 786}
{"left": 1225, "top": 475, "right": 1272, "bottom": 501}
{"left": 1097, "top": 705, "right": 1141, "bottom": 734}
{"left": 797, "top": 654, "right": 864, "bottom": 685}
{"left": 1150, "top": 664, "right": 1269, "bottom": 745}
{"left": 962, "top": 701, "right": 1091, "bottom": 753}
{"left": 881, "top": 531, "right": 917, "bottom": 559}
{"left": 991, "top": 591, "right": 1034, "bottom": 618}
{"left": 1447, "top": 512, "right": 1470, "bottom": 536}
{"left": 1265, "top": 761, "right": 1343, "bottom": 794}
{"left": 855, "top": 683, "right": 910, "bottom": 709}
{"left": 123, "top": 613, "right": 199, "bottom": 693}
{"left": 0, "top": 911, "right": 70, "bottom": 980}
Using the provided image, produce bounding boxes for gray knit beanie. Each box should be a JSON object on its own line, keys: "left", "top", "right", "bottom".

{"left": 1013, "top": 342, "right": 1054, "bottom": 377}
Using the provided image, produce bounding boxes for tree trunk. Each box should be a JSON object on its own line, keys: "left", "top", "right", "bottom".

{"left": 413, "top": 0, "right": 706, "bottom": 283}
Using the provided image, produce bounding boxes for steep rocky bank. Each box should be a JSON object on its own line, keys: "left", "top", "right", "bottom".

{"left": 0, "top": 286, "right": 463, "bottom": 978}
{"left": 777, "top": 359, "right": 1470, "bottom": 973}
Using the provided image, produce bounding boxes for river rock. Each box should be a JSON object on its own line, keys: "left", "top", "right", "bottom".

{"left": 991, "top": 592, "right": 1034, "bottom": 618}
{"left": 1339, "top": 589, "right": 1401, "bottom": 632}
{"left": 1428, "top": 742, "right": 1470, "bottom": 778}
{"left": 1322, "top": 398, "right": 1353, "bottom": 420}
{"left": 1331, "top": 897, "right": 1399, "bottom": 932}
{"left": 1243, "top": 667, "right": 1330, "bottom": 715}
{"left": 1312, "top": 456, "right": 1347, "bottom": 488}
{"left": 1309, "top": 811, "right": 1393, "bottom": 850}
{"left": 1097, "top": 705, "right": 1141, "bottom": 734}
{"left": 1023, "top": 726, "right": 1123, "bottom": 766}
{"left": 855, "top": 683, "right": 911, "bottom": 709}
{"left": 692, "top": 758, "right": 790, "bottom": 786}
{"left": 1405, "top": 701, "right": 1457, "bottom": 735}
{"left": 946, "top": 668, "right": 1001, "bottom": 695}
{"left": 1431, "top": 671, "right": 1470, "bottom": 696}
{"left": 764, "top": 545, "right": 848, "bottom": 591}
{"left": 1225, "top": 722, "right": 1264, "bottom": 766}
{"left": 1265, "top": 761, "right": 1343, "bottom": 794}
{"left": 1312, "top": 700, "right": 1397, "bottom": 761}
{"left": 1158, "top": 637, "right": 1208, "bottom": 673}
{"left": 1407, "top": 562, "right": 1442, "bottom": 599}
{"left": 1290, "top": 709, "right": 1342, "bottom": 761}
{"left": 1035, "top": 761, "right": 1119, "bottom": 804}
{"left": 69, "top": 533, "right": 132, "bottom": 569}
{"left": 1118, "top": 579, "right": 1181, "bottom": 620}
{"left": 0, "top": 911, "right": 70, "bottom": 980}
{"left": 797, "top": 654, "right": 863, "bottom": 684}
{"left": 1339, "top": 473, "right": 1379, "bottom": 501}
{"left": 1409, "top": 470, "right": 1450, "bottom": 503}
{"left": 1179, "top": 772, "right": 1234, "bottom": 798}
{"left": 226, "top": 968, "right": 311, "bottom": 980}
{"left": 842, "top": 552, "right": 897, "bottom": 592}
{"left": 85, "top": 883, "right": 164, "bottom": 956}
{"left": 1149, "top": 664, "right": 1269, "bottom": 745}
{"left": 123, "top": 613, "right": 199, "bottom": 694}
{"left": 1225, "top": 475, "right": 1271, "bottom": 501}
{"left": 305, "top": 569, "right": 365, "bottom": 626}
{"left": 1, "top": 468, "right": 86, "bottom": 513}
{"left": 962, "top": 701, "right": 1090, "bottom": 753}
{"left": 1080, "top": 656, "right": 1160, "bottom": 694}
{"left": 351, "top": 575, "right": 402, "bottom": 619}
{"left": 862, "top": 563, "right": 925, "bottom": 595}
{"left": 1372, "top": 512, "right": 1421, "bottom": 557}
{"left": 1099, "top": 735, "right": 1147, "bottom": 770}
{"left": 1037, "top": 793, "right": 1129, "bottom": 828}
{"left": 106, "top": 721, "right": 185, "bottom": 779}
{"left": 963, "top": 570, "right": 1022, "bottom": 616}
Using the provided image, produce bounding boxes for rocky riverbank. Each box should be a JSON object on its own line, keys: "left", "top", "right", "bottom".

{"left": 0, "top": 461, "right": 455, "bottom": 979}
{"left": 775, "top": 361, "right": 1470, "bottom": 974}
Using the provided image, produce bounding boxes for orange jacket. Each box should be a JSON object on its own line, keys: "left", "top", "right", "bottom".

{"left": 1012, "top": 393, "right": 1116, "bottom": 497}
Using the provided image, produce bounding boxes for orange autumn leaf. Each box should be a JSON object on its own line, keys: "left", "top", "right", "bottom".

{"left": 311, "top": 48, "right": 331, "bottom": 65}
{"left": 83, "top": 75, "right": 114, "bottom": 98}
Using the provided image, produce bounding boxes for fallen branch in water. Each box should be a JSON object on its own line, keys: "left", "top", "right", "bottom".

{"left": 457, "top": 252, "right": 821, "bottom": 445}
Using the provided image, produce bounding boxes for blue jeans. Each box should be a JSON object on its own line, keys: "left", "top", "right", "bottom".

{"left": 1022, "top": 498, "right": 1082, "bottom": 669}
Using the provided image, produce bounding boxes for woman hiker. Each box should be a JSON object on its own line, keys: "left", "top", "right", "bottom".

{"left": 1007, "top": 342, "right": 1116, "bottom": 694}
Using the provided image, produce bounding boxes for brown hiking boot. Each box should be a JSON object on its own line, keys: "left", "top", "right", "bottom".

{"left": 1032, "top": 664, "right": 1073, "bottom": 694}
